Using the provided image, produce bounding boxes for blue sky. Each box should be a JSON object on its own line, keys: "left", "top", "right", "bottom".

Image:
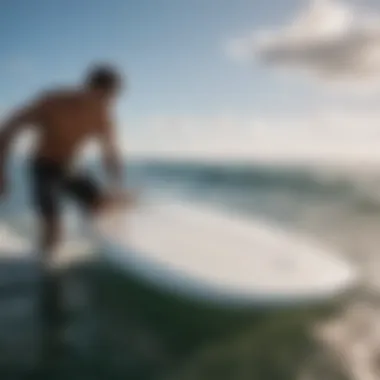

{"left": 2, "top": 0, "right": 380, "bottom": 162}
{"left": 0, "top": 0, "right": 311, "bottom": 119}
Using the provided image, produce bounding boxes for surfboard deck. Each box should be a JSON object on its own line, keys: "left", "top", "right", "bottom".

{"left": 95, "top": 199, "right": 358, "bottom": 307}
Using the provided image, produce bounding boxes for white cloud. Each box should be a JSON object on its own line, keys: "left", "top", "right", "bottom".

{"left": 127, "top": 112, "right": 380, "bottom": 165}
{"left": 227, "top": 0, "right": 380, "bottom": 88}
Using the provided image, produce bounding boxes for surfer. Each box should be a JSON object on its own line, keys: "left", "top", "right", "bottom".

{"left": 0, "top": 64, "right": 126, "bottom": 349}
{"left": 0, "top": 64, "right": 125, "bottom": 261}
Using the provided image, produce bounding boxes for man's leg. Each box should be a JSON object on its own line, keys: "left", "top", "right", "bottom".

{"left": 30, "top": 159, "right": 66, "bottom": 357}
{"left": 38, "top": 214, "right": 61, "bottom": 263}
{"left": 30, "top": 158, "right": 63, "bottom": 259}
{"left": 38, "top": 214, "right": 62, "bottom": 311}
{"left": 64, "top": 173, "right": 136, "bottom": 220}
{"left": 64, "top": 173, "right": 112, "bottom": 216}
{"left": 32, "top": 169, "right": 63, "bottom": 265}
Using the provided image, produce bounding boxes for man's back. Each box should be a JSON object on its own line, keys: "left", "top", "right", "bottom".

{"left": 32, "top": 89, "right": 108, "bottom": 164}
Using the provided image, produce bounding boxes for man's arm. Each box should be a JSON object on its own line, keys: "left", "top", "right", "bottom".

{"left": 98, "top": 116, "right": 124, "bottom": 190}
{"left": 0, "top": 102, "right": 41, "bottom": 194}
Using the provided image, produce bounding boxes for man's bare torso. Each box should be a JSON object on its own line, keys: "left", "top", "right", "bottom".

{"left": 32, "top": 89, "right": 108, "bottom": 165}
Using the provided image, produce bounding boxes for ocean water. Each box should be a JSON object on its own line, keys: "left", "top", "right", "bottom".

{"left": 1, "top": 158, "right": 380, "bottom": 379}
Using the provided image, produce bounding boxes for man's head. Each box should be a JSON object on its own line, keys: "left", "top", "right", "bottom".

{"left": 85, "top": 64, "right": 123, "bottom": 98}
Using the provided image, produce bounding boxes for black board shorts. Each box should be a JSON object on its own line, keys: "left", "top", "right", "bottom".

{"left": 30, "top": 157, "right": 102, "bottom": 219}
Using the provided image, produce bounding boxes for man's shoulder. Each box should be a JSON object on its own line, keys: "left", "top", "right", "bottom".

{"left": 35, "top": 87, "right": 84, "bottom": 105}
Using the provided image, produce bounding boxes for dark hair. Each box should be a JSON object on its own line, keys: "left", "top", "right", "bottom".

{"left": 86, "top": 64, "right": 122, "bottom": 92}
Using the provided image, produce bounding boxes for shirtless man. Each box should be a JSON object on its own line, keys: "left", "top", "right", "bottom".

{"left": 0, "top": 64, "right": 124, "bottom": 263}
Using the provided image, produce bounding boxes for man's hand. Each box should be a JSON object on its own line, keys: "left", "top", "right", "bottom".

{"left": 97, "top": 113, "right": 124, "bottom": 190}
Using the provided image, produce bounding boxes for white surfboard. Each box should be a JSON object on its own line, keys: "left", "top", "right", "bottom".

{"left": 95, "top": 199, "right": 358, "bottom": 307}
